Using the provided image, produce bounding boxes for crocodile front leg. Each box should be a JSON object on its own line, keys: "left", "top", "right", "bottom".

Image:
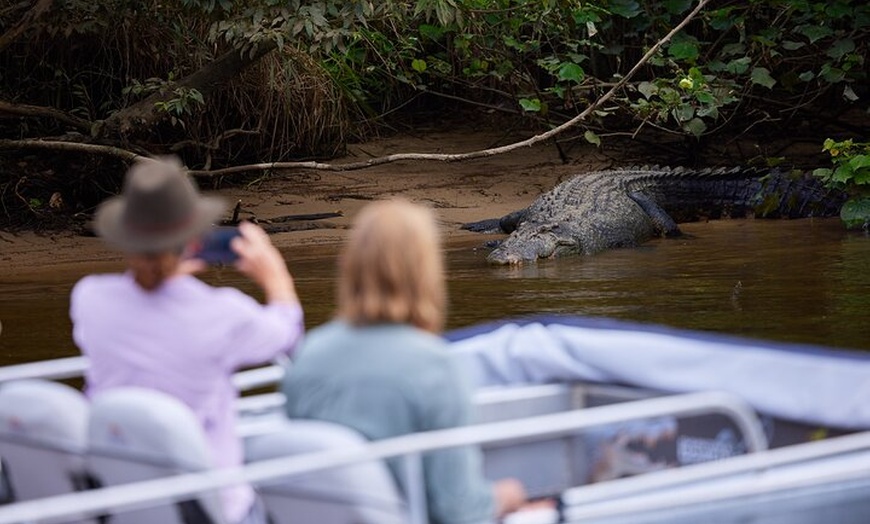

{"left": 628, "top": 191, "right": 682, "bottom": 237}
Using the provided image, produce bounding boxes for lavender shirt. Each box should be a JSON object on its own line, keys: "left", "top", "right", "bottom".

{"left": 70, "top": 272, "right": 304, "bottom": 523}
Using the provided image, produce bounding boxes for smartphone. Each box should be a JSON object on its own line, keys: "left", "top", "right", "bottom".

{"left": 194, "top": 226, "right": 241, "bottom": 265}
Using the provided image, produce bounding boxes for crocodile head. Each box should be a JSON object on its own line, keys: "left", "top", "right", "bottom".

{"left": 486, "top": 222, "right": 575, "bottom": 265}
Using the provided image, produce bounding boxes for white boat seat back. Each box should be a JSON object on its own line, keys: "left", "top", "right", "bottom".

{"left": 86, "top": 387, "right": 226, "bottom": 524}
{"left": 474, "top": 384, "right": 584, "bottom": 498}
{"left": 245, "top": 419, "right": 407, "bottom": 524}
{"left": 0, "top": 379, "right": 96, "bottom": 524}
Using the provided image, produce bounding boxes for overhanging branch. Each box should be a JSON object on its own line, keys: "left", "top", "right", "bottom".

{"left": 0, "top": 139, "right": 148, "bottom": 163}
{"left": 0, "top": 100, "right": 92, "bottom": 132}
{"left": 187, "top": 0, "right": 712, "bottom": 178}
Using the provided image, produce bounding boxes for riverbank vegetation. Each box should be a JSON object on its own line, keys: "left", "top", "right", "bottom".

{"left": 1, "top": 0, "right": 867, "bottom": 230}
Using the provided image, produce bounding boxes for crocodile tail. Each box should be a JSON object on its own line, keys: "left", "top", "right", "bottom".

{"left": 754, "top": 169, "right": 847, "bottom": 218}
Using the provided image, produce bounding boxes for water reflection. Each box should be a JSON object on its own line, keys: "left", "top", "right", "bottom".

{"left": 0, "top": 218, "right": 867, "bottom": 367}
{"left": 446, "top": 218, "right": 869, "bottom": 349}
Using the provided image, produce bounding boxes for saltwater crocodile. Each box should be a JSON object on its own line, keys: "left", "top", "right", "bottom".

{"left": 463, "top": 166, "right": 846, "bottom": 265}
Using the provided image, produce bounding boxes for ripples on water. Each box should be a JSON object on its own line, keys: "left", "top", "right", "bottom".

{"left": 0, "top": 218, "right": 868, "bottom": 366}
{"left": 449, "top": 218, "right": 870, "bottom": 350}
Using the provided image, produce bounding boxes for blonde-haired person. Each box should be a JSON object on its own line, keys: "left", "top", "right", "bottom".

{"left": 70, "top": 157, "right": 304, "bottom": 524}
{"left": 281, "top": 198, "right": 529, "bottom": 524}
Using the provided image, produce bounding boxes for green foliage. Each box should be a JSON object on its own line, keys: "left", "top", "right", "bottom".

{"left": 121, "top": 75, "right": 206, "bottom": 127}
{"left": 153, "top": 88, "right": 205, "bottom": 128}
{"left": 839, "top": 197, "right": 870, "bottom": 231}
{"left": 814, "top": 138, "right": 870, "bottom": 229}
{"left": 813, "top": 139, "right": 870, "bottom": 189}
{"left": 632, "top": 67, "right": 738, "bottom": 137}
{"left": 349, "top": 0, "right": 868, "bottom": 140}
{"left": 2, "top": 0, "right": 868, "bottom": 152}
{"left": 2, "top": 0, "right": 868, "bottom": 231}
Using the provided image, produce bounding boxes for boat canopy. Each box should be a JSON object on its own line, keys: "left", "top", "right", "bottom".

{"left": 447, "top": 315, "right": 870, "bottom": 431}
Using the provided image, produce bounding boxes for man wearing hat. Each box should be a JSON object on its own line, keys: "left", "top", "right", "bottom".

{"left": 70, "top": 156, "right": 304, "bottom": 524}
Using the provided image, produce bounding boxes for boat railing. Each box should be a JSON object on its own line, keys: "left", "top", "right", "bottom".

{"left": 0, "top": 360, "right": 621, "bottom": 433}
{"left": 0, "top": 356, "right": 286, "bottom": 393}
{"left": 561, "top": 427, "right": 870, "bottom": 509}
{"left": 560, "top": 430, "right": 870, "bottom": 523}
{"left": 0, "top": 356, "right": 89, "bottom": 384}
{"left": 0, "top": 390, "right": 767, "bottom": 524}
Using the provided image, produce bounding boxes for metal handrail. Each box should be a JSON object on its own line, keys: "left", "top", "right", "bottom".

{"left": 0, "top": 357, "right": 285, "bottom": 392}
{"left": 562, "top": 434, "right": 870, "bottom": 522}
{"left": 0, "top": 390, "right": 766, "bottom": 524}
{"left": 561, "top": 428, "right": 870, "bottom": 508}
{"left": 473, "top": 383, "right": 572, "bottom": 404}
{"left": 0, "top": 356, "right": 88, "bottom": 383}
{"left": 0, "top": 361, "right": 577, "bottom": 416}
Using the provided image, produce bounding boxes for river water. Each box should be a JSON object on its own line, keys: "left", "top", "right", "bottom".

{"left": 0, "top": 217, "right": 868, "bottom": 368}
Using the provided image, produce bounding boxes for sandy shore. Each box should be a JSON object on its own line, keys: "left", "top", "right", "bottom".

{"left": 1, "top": 130, "right": 608, "bottom": 277}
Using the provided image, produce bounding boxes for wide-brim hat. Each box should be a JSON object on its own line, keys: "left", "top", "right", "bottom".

{"left": 94, "top": 156, "right": 226, "bottom": 253}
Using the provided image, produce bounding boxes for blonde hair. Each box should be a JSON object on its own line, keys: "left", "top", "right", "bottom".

{"left": 338, "top": 199, "right": 446, "bottom": 333}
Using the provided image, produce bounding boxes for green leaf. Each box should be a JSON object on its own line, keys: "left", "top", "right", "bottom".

{"left": 694, "top": 91, "right": 715, "bottom": 104}
{"left": 189, "top": 89, "right": 204, "bottom": 104}
{"left": 638, "top": 81, "right": 657, "bottom": 99}
{"left": 827, "top": 38, "right": 855, "bottom": 60}
{"left": 825, "top": 2, "right": 853, "bottom": 19}
{"left": 782, "top": 40, "right": 805, "bottom": 51}
{"left": 725, "top": 57, "right": 751, "bottom": 74}
{"left": 696, "top": 105, "right": 719, "bottom": 119}
{"left": 418, "top": 24, "right": 443, "bottom": 42}
{"left": 502, "top": 35, "right": 524, "bottom": 51}
{"left": 840, "top": 197, "right": 870, "bottom": 230}
{"left": 797, "top": 25, "right": 833, "bottom": 44}
{"left": 584, "top": 130, "right": 601, "bottom": 147}
{"left": 668, "top": 41, "right": 699, "bottom": 61}
{"left": 411, "top": 59, "right": 427, "bottom": 73}
{"left": 848, "top": 155, "right": 870, "bottom": 172}
{"left": 813, "top": 167, "right": 833, "bottom": 181}
{"left": 682, "top": 117, "right": 707, "bottom": 137}
{"left": 519, "top": 98, "right": 542, "bottom": 112}
{"left": 799, "top": 70, "right": 815, "bottom": 82}
{"left": 709, "top": 8, "right": 739, "bottom": 31}
{"left": 672, "top": 104, "right": 694, "bottom": 122}
{"left": 607, "top": 0, "right": 642, "bottom": 19}
{"left": 557, "top": 62, "right": 585, "bottom": 83}
{"left": 662, "top": 0, "right": 692, "bottom": 14}
{"left": 720, "top": 43, "right": 746, "bottom": 56}
{"left": 750, "top": 67, "right": 776, "bottom": 89}
{"left": 832, "top": 167, "right": 853, "bottom": 183}
{"left": 821, "top": 63, "right": 845, "bottom": 83}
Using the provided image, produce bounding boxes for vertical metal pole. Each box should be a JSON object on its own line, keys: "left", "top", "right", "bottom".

{"left": 402, "top": 452, "right": 428, "bottom": 524}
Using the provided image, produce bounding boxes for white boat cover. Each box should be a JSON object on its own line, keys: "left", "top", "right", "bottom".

{"left": 446, "top": 316, "right": 870, "bottom": 431}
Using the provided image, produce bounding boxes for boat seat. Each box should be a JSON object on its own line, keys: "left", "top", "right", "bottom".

{"left": 245, "top": 419, "right": 408, "bottom": 524}
{"left": 474, "top": 384, "right": 586, "bottom": 498}
{"left": 0, "top": 379, "right": 98, "bottom": 523}
{"left": 86, "top": 387, "right": 227, "bottom": 524}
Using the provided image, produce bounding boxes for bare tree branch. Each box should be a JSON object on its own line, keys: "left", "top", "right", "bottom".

{"left": 0, "top": 100, "right": 91, "bottom": 132}
{"left": 0, "top": 139, "right": 148, "bottom": 163}
{"left": 0, "top": 0, "right": 53, "bottom": 54}
{"left": 188, "top": 0, "right": 712, "bottom": 178}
